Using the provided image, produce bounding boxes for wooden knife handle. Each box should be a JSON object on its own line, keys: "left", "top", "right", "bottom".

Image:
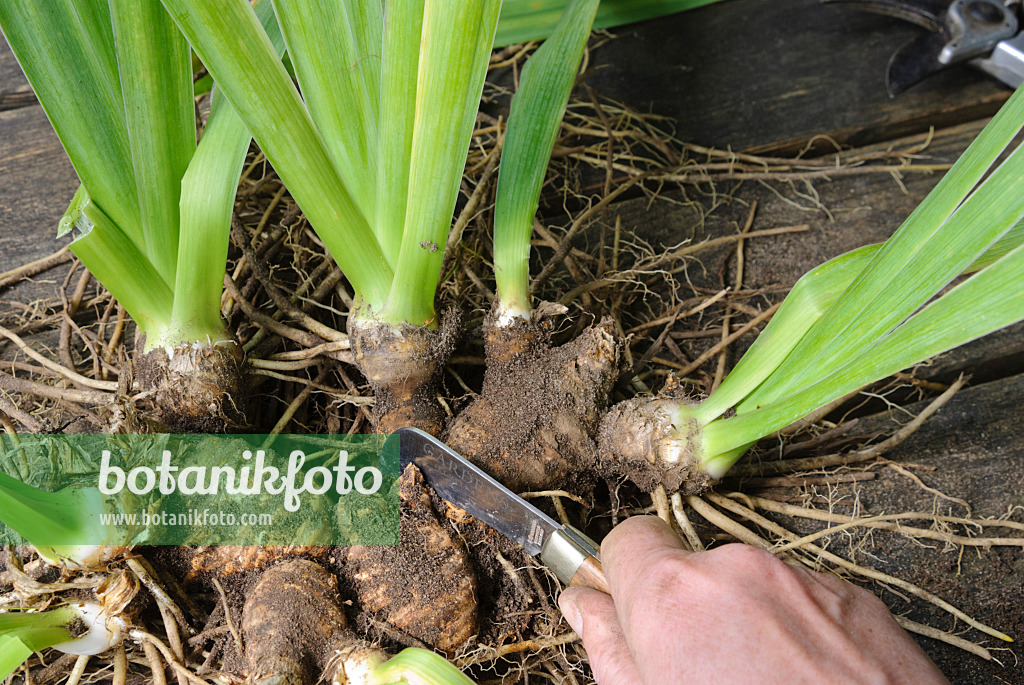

{"left": 570, "top": 555, "right": 610, "bottom": 595}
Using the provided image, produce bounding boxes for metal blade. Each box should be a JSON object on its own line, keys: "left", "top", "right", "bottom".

{"left": 887, "top": 30, "right": 954, "bottom": 94}
{"left": 392, "top": 427, "right": 561, "bottom": 557}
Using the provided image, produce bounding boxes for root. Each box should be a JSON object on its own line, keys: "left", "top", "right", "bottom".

{"left": 666, "top": 302, "right": 780, "bottom": 379}
{"left": 670, "top": 492, "right": 705, "bottom": 551}
{"left": 731, "top": 377, "right": 967, "bottom": 477}
{"left": 141, "top": 638, "right": 170, "bottom": 685}
{"left": 210, "top": 577, "right": 243, "bottom": 656}
{"left": 679, "top": 491, "right": 1015, "bottom": 659}
{"left": 0, "top": 246, "right": 73, "bottom": 290}
{"left": 702, "top": 491, "right": 1013, "bottom": 643}
{"left": 0, "top": 390, "right": 47, "bottom": 432}
{"left": 268, "top": 365, "right": 329, "bottom": 435}
{"left": 894, "top": 616, "right": 992, "bottom": 661}
{"left": 131, "top": 630, "right": 217, "bottom": 685}
{"left": 0, "top": 323, "right": 117, "bottom": 392}
{"left": 733, "top": 495, "right": 1024, "bottom": 551}
{"left": 457, "top": 632, "right": 581, "bottom": 667}
{"left": 123, "top": 558, "right": 190, "bottom": 659}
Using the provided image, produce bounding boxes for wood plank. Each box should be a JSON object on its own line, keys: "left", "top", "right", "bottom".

{"left": 0, "top": 105, "right": 78, "bottom": 303}
{"left": 587, "top": 0, "right": 1009, "bottom": 154}
{"left": 0, "top": 33, "right": 34, "bottom": 112}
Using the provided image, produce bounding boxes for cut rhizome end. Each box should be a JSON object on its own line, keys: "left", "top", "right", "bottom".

{"left": 446, "top": 306, "right": 620, "bottom": 494}
{"left": 343, "top": 464, "right": 478, "bottom": 656}
{"left": 596, "top": 390, "right": 712, "bottom": 495}
{"left": 241, "top": 558, "right": 387, "bottom": 685}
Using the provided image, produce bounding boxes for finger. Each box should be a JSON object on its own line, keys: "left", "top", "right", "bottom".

{"left": 601, "top": 515, "right": 689, "bottom": 593}
{"left": 602, "top": 515, "right": 687, "bottom": 558}
{"left": 559, "top": 587, "right": 644, "bottom": 685}
{"left": 600, "top": 516, "right": 691, "bottom": 663}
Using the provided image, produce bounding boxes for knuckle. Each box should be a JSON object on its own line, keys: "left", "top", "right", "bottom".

{"left": 847, "top": 582, "right": 890, "bottom": 615}
{"left": 619, "top": 551, "right": 692, "bottom": 633}
{"left": 644, "top": 550, "right": 692, "bottom": 590}
{"left": 628, "top": 552, "right": 701, "bottom": 615}
{"left": 814, "top": 569, "right": 872, "bottom": 602}
{"left": 800, "top": 569, "right": 886, "bottom": 625}
{"left": 711, "top": 542, "right": 779, "bottom": 571}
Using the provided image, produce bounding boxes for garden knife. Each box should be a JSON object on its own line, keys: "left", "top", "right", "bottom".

{"left": 391, "top": 427, "right": 610, "bottom": 595}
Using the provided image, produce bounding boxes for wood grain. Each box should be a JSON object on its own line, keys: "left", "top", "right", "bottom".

{"left": 586, "top": 0, "right": 1009, "bottom": 155}
{"left": 0, "top": 104, "right": 78, "bottom": 302}
{"left": 776, "top": 371, "right": 1024, "bottom": 684}
{"left": 603, "top": 119, "right": 1024, "bottom": 385}
{"left": 570, "top": 555, "right": 611, "bottom": 595}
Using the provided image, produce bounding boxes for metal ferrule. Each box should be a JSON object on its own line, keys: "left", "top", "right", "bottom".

{"left": 539, "top": 525, "right": 601, "bottom": 585}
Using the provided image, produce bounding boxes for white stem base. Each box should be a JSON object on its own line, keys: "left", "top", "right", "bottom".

{"left": 52, "top": 603, "right": 125, "bottom": 656}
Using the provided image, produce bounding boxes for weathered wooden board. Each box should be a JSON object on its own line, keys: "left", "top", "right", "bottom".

{"left": 0, "top": 105, "right": 77, "bottom": 230}
{"left": 587, "top": 0, "right": 1010, "bottom": 154}
{"left": 0, "top": 33, "right": 77, "bottom": 307}
{"left": 0, "top": 33, "right": 32, "bottom": 112}
{"left": 603, "top": 119, "right": 1024, "bottom": 384}
{"left": 0, "top": 104, "right": 77, "bottom": 303}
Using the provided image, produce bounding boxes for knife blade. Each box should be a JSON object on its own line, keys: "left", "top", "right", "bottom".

{"left": 389, "top": 427, "right": 610, "bottom": 594}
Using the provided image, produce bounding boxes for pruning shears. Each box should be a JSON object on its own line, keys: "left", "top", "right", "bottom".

{"left": 824, "top": 0, "right": 1024, "bottom": 95}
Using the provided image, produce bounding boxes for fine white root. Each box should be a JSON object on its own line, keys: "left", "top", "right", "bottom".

{"left": 671, "top": 492, "right": 706, "bottom": 551}
{"left": 894, "top": 616, "right": 992, "bottom": 661}
{"left": 704, "top": 492, "right": 1013, "bottom": 643}
{"left": 733, "top": 495, "right": 1024, "bottom": 550}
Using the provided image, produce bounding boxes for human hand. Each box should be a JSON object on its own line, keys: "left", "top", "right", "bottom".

{"left": 557, "top": 516, "right": 949, "bottom": 685}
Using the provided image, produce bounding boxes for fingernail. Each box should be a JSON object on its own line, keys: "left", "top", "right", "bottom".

{"left": 558, "top": 592, "right": 583, "bottom": 635}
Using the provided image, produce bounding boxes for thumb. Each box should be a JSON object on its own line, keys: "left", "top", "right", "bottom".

{"left": 559, "top": 587, "right": 643, "bottom": 685}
